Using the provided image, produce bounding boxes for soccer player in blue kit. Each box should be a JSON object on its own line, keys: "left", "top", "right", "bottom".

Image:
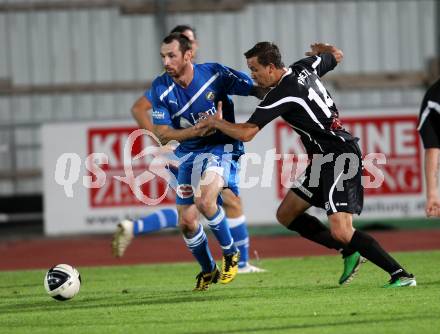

{"left": 149, "top": 32, "right": 267, "bottom": 290}
{"left": 111, "top": 25, "right": 265, "bottom": 274}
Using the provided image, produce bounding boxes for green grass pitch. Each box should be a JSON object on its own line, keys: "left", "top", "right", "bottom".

{"left": 1, "top": 251, "right": 439, "bottom": 334}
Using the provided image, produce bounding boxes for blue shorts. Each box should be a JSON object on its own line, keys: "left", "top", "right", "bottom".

{"left": 174, "top": 146, "right": 241, "bottom": 205}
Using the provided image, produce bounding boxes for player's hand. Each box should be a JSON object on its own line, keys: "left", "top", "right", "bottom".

{"left": 195, "top": 101, "right": 223, "bottom": 136}
{"left": 426, "top": 196, "right": 440, "bottom": 217}
{"left": 305, "top": 42, "right": 343, "bottom": 63}
{"left": 194, "top": 121, "right": 213, "bottom": 137}
{"left": 305, "top": 43, "right": 328, "bottom": 56}
{"left": 155, "top": 140, "right": 179, "bottom": 154}
{"left": 195, "top": 119, "right": 216, "bottom": 137}
{"left": 215, "top": 101, "right": 223, "bottom": 121}
{"left": 201, "top": 127, "right": 216, "bottom": 137}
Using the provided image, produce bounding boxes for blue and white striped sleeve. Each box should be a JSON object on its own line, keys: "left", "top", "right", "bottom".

{"left": 150, "top": 84, "right": 172, "bottom": 126}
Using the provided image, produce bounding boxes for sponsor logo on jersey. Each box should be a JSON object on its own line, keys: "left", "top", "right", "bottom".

{"left": 190, "top": 106, "right": 216, "bottom": 124}
{"left": 152, "top": 110, "right": 165, "bottom": 120}
{"left": 205, "top": 91, "right": 215, "bottom": 101}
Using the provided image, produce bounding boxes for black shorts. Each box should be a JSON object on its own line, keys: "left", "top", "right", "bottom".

{"left": 291, "top": 140, "right": 364, "bottom": 216}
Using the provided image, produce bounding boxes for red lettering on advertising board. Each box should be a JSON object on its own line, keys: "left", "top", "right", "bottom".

{"left": 88, "top": 127, "right": 174, "bottom": 207}
{"left": 343, "top": 115, "right": 422, "bottom": 196}
{"left": 275, "top": 115, "right": 422, "bottom": 199}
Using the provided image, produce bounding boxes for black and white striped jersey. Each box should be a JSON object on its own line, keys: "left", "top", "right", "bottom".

{"left": 247, "top": 53, "right": 356, "bottom": 154}
{"left": 417, "top": 78, "right": 440, "bottom": 149}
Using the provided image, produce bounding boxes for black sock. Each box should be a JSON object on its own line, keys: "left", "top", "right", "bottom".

{"left": 287, "top": 213, "right": 355, "bottom": 257}
{"left": 348, "top": 230, "right": 409, "bottom": 277}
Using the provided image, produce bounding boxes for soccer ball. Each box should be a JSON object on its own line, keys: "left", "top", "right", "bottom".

{"left": 44, "top": 264, "right": 81, "bottom": 301}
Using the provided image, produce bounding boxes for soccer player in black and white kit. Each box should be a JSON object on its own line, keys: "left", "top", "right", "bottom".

{"left": 417, "top": 78, "right": 440, "bottom": 217}
{"left": 198, "top": 41, "right": 416, "bottom": 287}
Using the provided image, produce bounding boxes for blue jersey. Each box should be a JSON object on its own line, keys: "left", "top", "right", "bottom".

{"left": 144, "top": 89, "right": 153, "bottom": 101}
{"left": 150, "top": 63, "right": 252, "bottom": 153}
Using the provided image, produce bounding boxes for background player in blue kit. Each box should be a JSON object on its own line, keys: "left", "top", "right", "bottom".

{"left": 149, "top": 32, "right": 268, "bottom": 290}
{"left": 111, "top": 25, "right": 265, "bottom": 274}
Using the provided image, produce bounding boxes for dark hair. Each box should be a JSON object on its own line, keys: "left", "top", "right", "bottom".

{"left": 170, "top": 24, "right": 197, "bottom": 39}
{"left": 244, "top": 42, "right": 284, "bottom": 68}
{"left": 162, "top": 32, "right": 192, "bottom": 54}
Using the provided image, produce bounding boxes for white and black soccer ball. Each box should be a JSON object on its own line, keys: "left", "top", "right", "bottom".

{"left": 44, "top": 264, "right": 81, "bottom": 301}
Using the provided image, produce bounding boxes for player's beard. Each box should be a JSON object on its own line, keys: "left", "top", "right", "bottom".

{"left": 165, "top": 62, "right": 186, "bottom": 79}
{"left": 166, "top": 62, "right": 191, "bottom": 82}
{"left": 165, "top": 67, "right": 178, "bottom": 77}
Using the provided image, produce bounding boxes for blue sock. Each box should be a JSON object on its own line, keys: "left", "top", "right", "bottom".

{"left": 206, "top": 206, "right": 238, "bottom": 255}
{"left": 228, "top": 215, "right": 249, "bottom": 268}
{"left": 133, "top": 208, "right": 178, "bottom": 236}
{"left": 183, "top": 224, "right": 216, "bottom": 273}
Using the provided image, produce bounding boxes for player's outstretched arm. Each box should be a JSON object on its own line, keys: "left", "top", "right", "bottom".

{"left": 425, "top": 148, "right": 440, "bottom": 217}
{"left": 197, "top": 118, "right": 258, "bottom": 142}
{"left": 196, "top": 102, "right": 259, "bottom": 142}
{"left": 153, "top": 124, "right": 209, "bottom": 145}
{"left": 131, "top": 96, "right": 154, "bottom": 132}
{"left": 305, "top": 43, "right": 344, "bottom": 63}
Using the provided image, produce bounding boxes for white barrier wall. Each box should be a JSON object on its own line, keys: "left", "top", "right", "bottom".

{"left": 42, "top": 108, "right": 425, "bottom": 235}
